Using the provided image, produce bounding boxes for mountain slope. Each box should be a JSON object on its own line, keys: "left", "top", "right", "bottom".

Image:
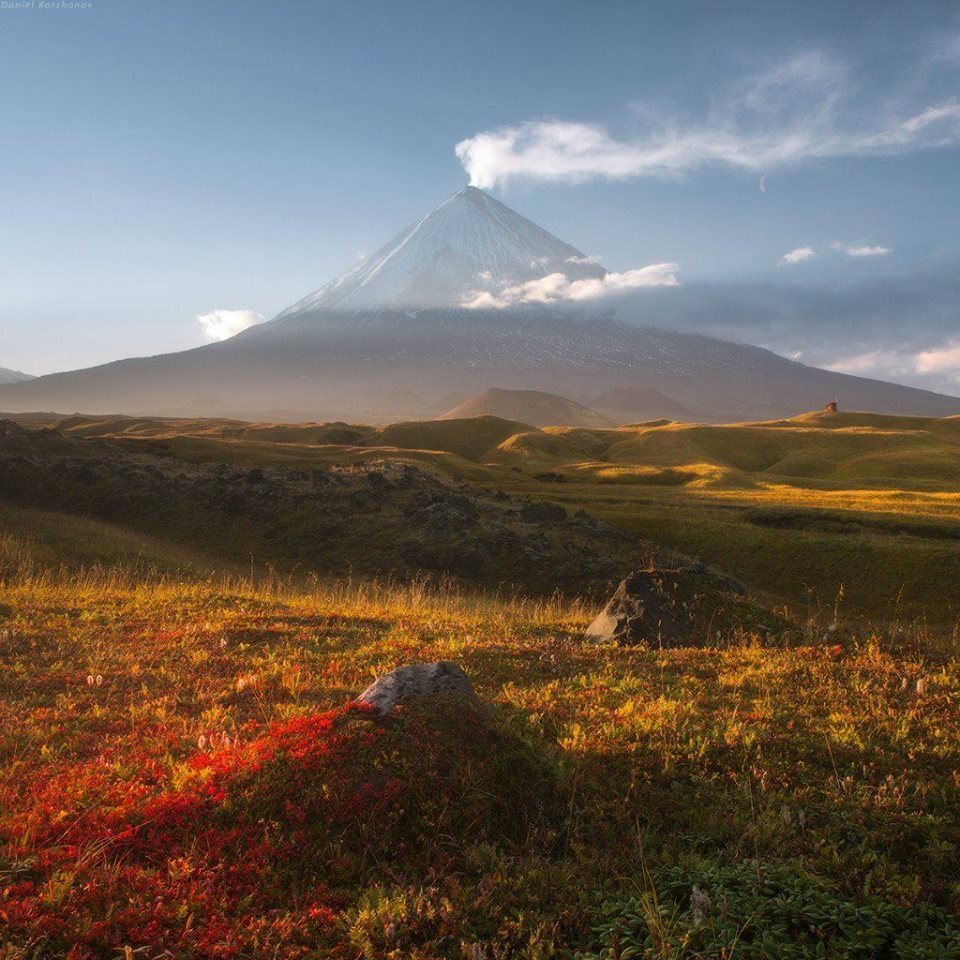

{"left": 590, "top": 387, "right": 693, "bottom": 422}
{"left": 0, "top": 187, "right": 957, "bottom": 423}
{"left": 438, "top": 388, "right": 616, "bottom": 428}
{"left": 0, "top": 367, "right": 33, "bottom": 385}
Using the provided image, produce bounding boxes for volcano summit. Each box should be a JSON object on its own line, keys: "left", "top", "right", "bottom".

{"left": 275, "top": 185, "right": 607, "bottom": 315}
{"left": 1, "top": 186, "right": 957, "bottom": 422}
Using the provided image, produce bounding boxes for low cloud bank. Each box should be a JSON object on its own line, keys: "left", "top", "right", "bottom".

{"left": 827, "top": 340, "right": 960, "bottom": 389}
{"left": 560, "top": 258, "right": 960, "bottom": 395}
{"left": 463, "top": 263, "right": 679, "bottom": 308}
{"left": 197, "top": 309, "right": 264, "bottom": 342}
{"left": 458, "top": 252, "right": 959, "bottom": 394}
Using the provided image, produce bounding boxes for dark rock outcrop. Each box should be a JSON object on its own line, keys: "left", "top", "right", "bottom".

{"left": 584, "top": 567, "right": 752, "bottom": 647}
{"left": 0, "top": 423, "right": 645, "bottom": 597}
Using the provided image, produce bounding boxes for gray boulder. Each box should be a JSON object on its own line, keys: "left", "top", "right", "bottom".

{"left": 357, "top": 661, "right": 481, "bottom": 715}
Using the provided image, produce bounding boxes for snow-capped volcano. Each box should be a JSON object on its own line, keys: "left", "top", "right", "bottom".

{"left": 1, "top": 185, "right": 958, "bottom": 423}
{"left": 273, "top": 185, "right": 606, "bottom": 317}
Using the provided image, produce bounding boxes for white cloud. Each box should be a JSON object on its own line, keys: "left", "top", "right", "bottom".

{"left": 778, "top": 242, "right": 892, "bottom": 264}
{"left": 197, "top": 309, "right": 264, "bottom": 341}
{"left": 455, "top": 51, "right": 960, "bottom": 188}
{"left": 916, "top": 340, "right": 960, "bottom": 373}
{"left": 463, "top": 263, "right": 679, "bottom": 309}
{"left": 781, "top": 247, "right": 816, "bottom": 265}
{"left": 844, "top": 244, "right": 891, "bottom": 257}
{"left": 826, "top": 338, "right": 960, "bottom": 386}
{"left": 826, "top": 349, "right": 904, "bottom": 374}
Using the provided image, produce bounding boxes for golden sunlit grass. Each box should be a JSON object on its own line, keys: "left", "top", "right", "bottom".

{"left": 3, "top": 408, "right": 960, "bottom": 953}
{"left": 24, "top": 408, "right": 960, "bottom": 623}
{"left": 0, "top": 502, "right": 229, "bottom": 581}
{"left": 691, "top": 482, "right": 960, "bottom": 517}
{"left": 1, "top": 554, "right": 959, "bottom": 957}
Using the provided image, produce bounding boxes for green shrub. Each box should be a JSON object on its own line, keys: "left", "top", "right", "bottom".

{"left": 580, "top": 860, "right": 960, "bottom": 960}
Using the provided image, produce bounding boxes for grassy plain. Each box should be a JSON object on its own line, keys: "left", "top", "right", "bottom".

{"left": 1, "top": 557, "right": 959, "bottom": 957}
{"left": 2, "top": 409, "right": 960, "bottom": 957}
{"left": 23, "top": 408, "right": 960, "bottom": 624}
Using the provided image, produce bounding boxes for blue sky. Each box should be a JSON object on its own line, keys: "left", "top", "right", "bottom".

{"left": 1, "top": 0, "right": 958, "bottom": 388}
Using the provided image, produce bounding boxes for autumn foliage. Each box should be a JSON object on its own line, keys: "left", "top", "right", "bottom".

{"left": 2, "top": 574, "right": 959, "bottom": 958}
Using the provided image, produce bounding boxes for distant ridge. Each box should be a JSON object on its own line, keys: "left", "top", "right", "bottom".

{"left": 590, "top": 387, "right": 693, "bottom": 422}
{"left": 0, "top": 367, "right": 33, "bottom": 385}
{"left": 437, "top": 388, "right": 616, "bottom": 428}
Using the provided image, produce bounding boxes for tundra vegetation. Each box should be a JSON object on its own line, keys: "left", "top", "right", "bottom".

{"left": 0, "top": 410, "right": 959, "bottom": 958}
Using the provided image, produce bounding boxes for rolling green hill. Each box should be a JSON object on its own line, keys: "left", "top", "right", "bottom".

{"left": 5, "top": 408, "right": 960, "bottom": 621}
{"left": 437, "top": 387, "right": 616, "bottom": 428}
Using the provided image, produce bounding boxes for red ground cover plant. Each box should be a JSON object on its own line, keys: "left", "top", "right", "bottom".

{"left": 4, "top": 581, "right": 959, "bottom": 958}
{"left": 1, "top": 695, "right": 560, "bottom": 958}
{"left": 1, "top": 702, "right": 391, "bottom": 957}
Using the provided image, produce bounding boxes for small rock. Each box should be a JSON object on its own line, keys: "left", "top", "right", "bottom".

{"left": 423, "top": 502, "right": 477, "bottom": 530}
{"left": 520, "top": 500, "right": 567, "bottom": 523}
{"left": 357, "top": 661, "right": 481, "bottom": 715}
{"left": 532, "top": 471, "right": 566, "bottom": 483}
{"left": 689, "top": 884, "right": 712, "bottom": 924}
